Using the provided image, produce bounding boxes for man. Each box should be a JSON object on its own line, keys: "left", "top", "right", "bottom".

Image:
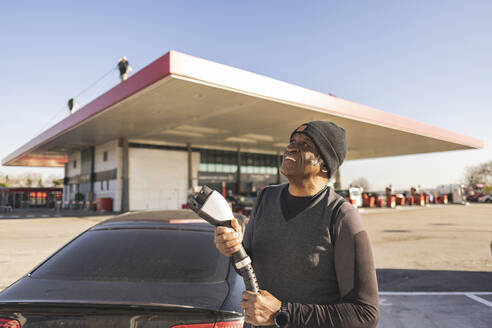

{"left": 215, "top": 121, "right": 379, "bottom": 328}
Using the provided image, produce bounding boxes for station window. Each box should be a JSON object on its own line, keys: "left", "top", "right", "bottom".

{"left": 200, "top": 149, "right": 238, "bottom": 173}
{"left": 73, "top": 160, "right": 77, "bottom": 169}
{"left": 106, "top": 180, "right": 109, "bottom": 190}
{"left": 100, "top": 181, "right": 104, "bottom": 191}
{"left": 103, "top": 151, "right": 108, "bottom": 162}
{"left": 199, "top": 149, "right": 278, "bottom": 174}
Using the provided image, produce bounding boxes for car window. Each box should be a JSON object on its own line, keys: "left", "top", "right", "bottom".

{"left": 337, "top": 190, "right": 350, "bottom": 198}
{"left": 31, "top": 229, "right": 229, "bottom": 283}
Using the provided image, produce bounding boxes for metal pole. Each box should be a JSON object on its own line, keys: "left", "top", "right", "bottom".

{"left": 121, "top": 138, "right": 129, "bottom": 212}
{"left": 187, "top": 143, "right": 192, "bottom": 190}
{"left": 90, "top": 146, "right": 95, "bottom": 193}
{"left": 334, "top": 169, "right": 341, "bottom": 190}
{"left": 236, "top": 147, "right": 241, "bottom": 195}
{"left": 277, "top": 154, "right": 281, "bottom": 184}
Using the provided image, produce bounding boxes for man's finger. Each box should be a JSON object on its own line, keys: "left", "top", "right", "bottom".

{"left": 242, "top": 291, "right": 258, "bottom": 301}
{"left": 224, "top": 240, "right": 238, "bottom": 247}
{"left": 220, "top": 232, "right": 240, "bottom": 241}
{"left": 216, "top": 226, "right": 234, "bottom": 235}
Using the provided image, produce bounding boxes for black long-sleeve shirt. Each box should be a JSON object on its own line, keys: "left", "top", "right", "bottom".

{"left": 243, "top": 184, "right": 379, "bottom": 328}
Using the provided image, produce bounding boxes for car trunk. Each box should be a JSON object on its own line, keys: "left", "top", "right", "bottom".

{"left": 0, "top": 277, "right": 232, "bottom": 311}
{"left": 0, "top": 302, "right": 243, "bottom": 328}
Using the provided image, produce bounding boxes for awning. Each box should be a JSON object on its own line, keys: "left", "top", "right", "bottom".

{"left": 3, "top": 51, "right": 483, "bottom": 167}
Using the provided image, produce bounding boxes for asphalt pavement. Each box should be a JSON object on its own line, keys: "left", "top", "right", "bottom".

{"left": 1, "top": 205, "right": 491, "bottom": 327}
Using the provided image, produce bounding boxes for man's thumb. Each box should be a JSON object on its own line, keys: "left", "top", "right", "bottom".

{"left": 231, "top": 218, "right": 242, "bottom": 233}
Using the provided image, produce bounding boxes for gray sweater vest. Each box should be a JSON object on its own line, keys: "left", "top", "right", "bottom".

{"left": 243, "top": 184, "right": 344, "bottom": 304}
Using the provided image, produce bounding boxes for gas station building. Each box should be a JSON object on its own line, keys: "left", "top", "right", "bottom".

{"left": 2, "top": 51, "right": 483, "bottom": 212}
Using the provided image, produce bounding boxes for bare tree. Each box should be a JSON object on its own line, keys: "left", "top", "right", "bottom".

{"left": 0, "top": 172, "right": 7, "bottom": 187}
{"left": 350, "top": 177, "right": 371, "bottom": 191}
{"left": 464, "top": 161, "right": 492, "bottom": 187}
{"left": 0, "top": 171, "right": 62, "bottom": 187}
{"left": 49, "top": 175, "right": 64, "bottom": 187}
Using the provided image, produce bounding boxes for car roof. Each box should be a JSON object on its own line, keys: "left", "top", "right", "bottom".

{"left": 92, "top": 209, "right": 214, "bottom": 231}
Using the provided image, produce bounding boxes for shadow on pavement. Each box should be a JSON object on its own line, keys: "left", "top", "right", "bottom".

{"left": 377, "top": 268, "right": 492, "bottom": 292}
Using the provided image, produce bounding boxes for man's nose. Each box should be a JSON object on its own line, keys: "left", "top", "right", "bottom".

{"left": 285, "top": 142, "right": 299, "bottom": 152}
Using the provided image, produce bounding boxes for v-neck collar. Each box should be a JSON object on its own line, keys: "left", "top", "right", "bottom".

{"left": 280, "top": 184, "right": 330, "bottom": 222}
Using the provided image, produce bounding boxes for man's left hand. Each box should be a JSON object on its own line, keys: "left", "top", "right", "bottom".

{"left": 240, "top": 290, "right": 282, "bottom": 326}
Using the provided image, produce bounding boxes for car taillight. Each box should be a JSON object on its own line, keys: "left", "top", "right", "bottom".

{"left": 173, "top": 319, "right": 244, "bottom": 328}
{"left": 0, "top": 318, "right": 21, "bottom": 328}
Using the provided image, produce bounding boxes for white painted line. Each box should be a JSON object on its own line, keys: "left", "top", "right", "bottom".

{"left": 26, "top": 215, "right": 34, "bottom": 217}
{"left": 379, "top": 298, "right": 393, "bottom": 306}
{"left": 466, "top": 294, "right": 492, "bottom": 308}
{"left": 379, "top": 291, "right": 492, "bottom": 296}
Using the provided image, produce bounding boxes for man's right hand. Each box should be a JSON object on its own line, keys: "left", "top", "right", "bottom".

{"left": 214, "top": 218, "right": 243, "bottom": 257}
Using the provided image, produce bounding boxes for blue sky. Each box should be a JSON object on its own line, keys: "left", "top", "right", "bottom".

{"left": 1, "top": 0, "right": 491, "bottom": 191}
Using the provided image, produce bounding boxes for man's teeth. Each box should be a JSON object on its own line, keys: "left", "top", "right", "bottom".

{"left": 285, "top": 156, "right": 296, "bottom": 162}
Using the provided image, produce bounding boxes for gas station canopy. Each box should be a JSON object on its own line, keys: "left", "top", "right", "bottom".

{"left": 3, "top": 50, "right": 483, "bottom": 167}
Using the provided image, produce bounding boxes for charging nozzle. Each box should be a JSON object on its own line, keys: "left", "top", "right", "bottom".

{"left": 187, "top": 185, "right": 235, "bottom": 227}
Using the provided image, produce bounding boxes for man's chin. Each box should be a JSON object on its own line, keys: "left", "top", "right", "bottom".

{"left": 280, "top": 168, "right": 300, "bottom": 180}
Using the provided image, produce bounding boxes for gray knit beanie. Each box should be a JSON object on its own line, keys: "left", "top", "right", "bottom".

{"left": 290, "top": 121, "right": 347, "bottom": 178}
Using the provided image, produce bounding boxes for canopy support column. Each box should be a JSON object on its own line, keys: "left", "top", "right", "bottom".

{"left": 120, "top": 138, "right": 129, "bottom": 212}
{"left": 236, "top": 148, "right": 241, "bottom": 194}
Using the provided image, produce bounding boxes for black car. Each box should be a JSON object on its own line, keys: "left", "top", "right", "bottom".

{"left": 0, "top": 210, "right": 245, "bottom": 328}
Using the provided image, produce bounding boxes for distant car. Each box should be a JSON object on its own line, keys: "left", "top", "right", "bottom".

{"left": 0, "top": 210, "right": 245, "bottom": 328}
{"left": 478, "top": 194, "right": 492, "bottom": 203}
{"left": 336, "top": 187, "right": 363, "bottom": 208}
{"left": 226, "top": 195, "right": 255, "bottom": 215}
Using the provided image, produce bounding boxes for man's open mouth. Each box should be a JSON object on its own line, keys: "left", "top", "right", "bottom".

{"left": 284, "top": 156, "right": 296, "bottom": 162}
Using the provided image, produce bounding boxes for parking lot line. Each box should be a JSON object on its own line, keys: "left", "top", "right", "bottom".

{"left": 466, "top": 294, "right": 492, "bottom": 308}
{"left": 379, "top": 291, "right": 492, "bottom": 296}
{"left": 379, "top": 291, "right": 492, "bottom": 309}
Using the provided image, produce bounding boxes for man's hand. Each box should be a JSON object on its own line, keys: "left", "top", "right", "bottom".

{"left": 214, "top": 218, "right": 243, "bottom": 257}
{"left": 240, "top": 290, "right": 282, "bottom": 326}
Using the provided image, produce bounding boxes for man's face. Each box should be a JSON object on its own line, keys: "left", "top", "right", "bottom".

{"left": 280, "top": 133, "right": 324, "bottom": 179}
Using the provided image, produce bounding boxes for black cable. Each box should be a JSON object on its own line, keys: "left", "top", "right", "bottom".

{"left": 34, "top": 66, "right": 118, "bottom": 136}
{"left": 74, "top": 66, "right": 117, "bottom": 99}
{"left": 213, "top": 258, "right": 233, "bottom": 328}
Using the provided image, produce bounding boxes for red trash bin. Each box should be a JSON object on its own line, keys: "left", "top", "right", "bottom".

{"left": 363, "top": 194, "right": 375, "bottom": 207}
{"left": 96, "top": 198, "right": 113, "bottom": 212}
{"left": 395, "top": 196, "right": 405, "bottom": 206}
{"left": 377, "top": 198, "right": 384, "bottom": 207}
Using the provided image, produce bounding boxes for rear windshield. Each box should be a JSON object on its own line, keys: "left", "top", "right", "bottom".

{"left": 350, "top": 190, "right": 361, "bottom": 197}
{"left": 31, "top": 229, "right": 229, "bottom": 283}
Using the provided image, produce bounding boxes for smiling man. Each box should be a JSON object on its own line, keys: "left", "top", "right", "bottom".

{"left": 215, "top": 121, "right": 379, "bottom": 328}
